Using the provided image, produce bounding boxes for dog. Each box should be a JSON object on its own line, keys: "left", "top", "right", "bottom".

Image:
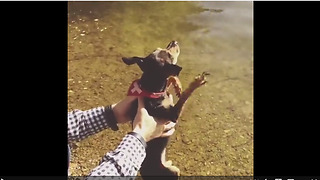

{"left": 122, "top": 41, "right": 209, "bottom": 179}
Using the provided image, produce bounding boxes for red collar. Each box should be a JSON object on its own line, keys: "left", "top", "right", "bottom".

{"left": 127, "top": 79, "right": 165, "bottom": 98}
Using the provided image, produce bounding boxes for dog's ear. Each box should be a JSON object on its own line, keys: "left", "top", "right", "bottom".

{"left": 122, "top": 57, "right": 144, "bottom": 65}
{"left": 163, "top": 64, "right": 182, "bottom": 76}
{"left": 122, "top": 56, "right": 149, "bottom": 72}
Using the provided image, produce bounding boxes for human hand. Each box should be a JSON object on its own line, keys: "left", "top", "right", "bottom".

{"left": 112, "top": 96, "right": 138, "bottom": 124}
{"left": 132, "top": 97, "right": 176, "bottom": 142}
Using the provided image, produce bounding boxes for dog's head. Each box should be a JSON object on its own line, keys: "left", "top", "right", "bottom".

{"left": 122, "top": 41, "right": 182, "bottom": 77}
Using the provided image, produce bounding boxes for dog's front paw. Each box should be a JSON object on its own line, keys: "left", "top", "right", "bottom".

{"left": 190, "top": 71, "right": 210, "bottom": 90}
{"left": 173, "top": 81, "right": 182, "bottom": 98}
{"left": 167, "top": 76, "right": 182, "bottom": 98}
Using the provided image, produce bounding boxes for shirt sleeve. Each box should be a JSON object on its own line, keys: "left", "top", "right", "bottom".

{"left": 86, "top": 134, "right": 147, "bottom": 177}
{"left": 68, "top": 105, "right": 119, "bottom": 142}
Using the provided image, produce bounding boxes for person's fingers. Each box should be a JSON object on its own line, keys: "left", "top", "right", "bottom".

{"left": 161, "top": 128, "right": 175, "bottom": 137}
{"left": 164, "top": 121, "right": 176, "bottom": 131}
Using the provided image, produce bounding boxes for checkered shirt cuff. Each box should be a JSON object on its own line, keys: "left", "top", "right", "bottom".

{"left": 68, "top": 105, "right": 119, "bottom": 142}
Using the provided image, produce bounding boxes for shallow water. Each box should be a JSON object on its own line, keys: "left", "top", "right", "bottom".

{"left": 68, "top": 1, "right": 253, "bottom": 176}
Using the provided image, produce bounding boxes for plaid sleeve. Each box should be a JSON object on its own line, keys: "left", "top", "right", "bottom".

{"left": 86, "top": 134, "right": 146, "bottom": 177}
{"left": 68, "top": 105, "right": 119, "bottom": 142}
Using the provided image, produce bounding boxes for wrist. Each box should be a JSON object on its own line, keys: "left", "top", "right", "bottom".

{"left": 128, "top": 131, "right": 147, "bottom": 148}
{"left": 104, "top": 105, "right": 119, "bottom": 131}
{"left": 111, "top": 103, "right": 121, "bottom": 123}
{"left": 111, "top": 96, "right": 138, "bottom": 124}
{"left": 132, "top": 128, "right": 149, "bottom": 142}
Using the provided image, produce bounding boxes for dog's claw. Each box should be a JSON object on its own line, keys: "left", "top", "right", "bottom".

{"left": 189, "top": 72, "right": 209, "bottom": 90}
{"left": 202, "top": 71, "right": 210, "bottom": 76}
{"left": 201, "top": 80, "right": 207, "bottom": 85}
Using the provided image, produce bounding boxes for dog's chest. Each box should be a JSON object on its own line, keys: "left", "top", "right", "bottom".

{"left": 161, "top": 94, "right": 174, "bottom": 108}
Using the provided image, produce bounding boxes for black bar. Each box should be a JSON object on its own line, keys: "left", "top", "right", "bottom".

{"left": 1, "top": 176, "right": 319, "bottom": 180}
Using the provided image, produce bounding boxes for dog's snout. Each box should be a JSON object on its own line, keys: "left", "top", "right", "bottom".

{"left": 166, "top": 41, "right": 178, "bottom": 49}
{"left": 171, "top": 40, "right": 178, "bottom": 45}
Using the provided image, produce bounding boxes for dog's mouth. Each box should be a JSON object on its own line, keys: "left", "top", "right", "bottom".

{"left": 166, "top": 41, "right": 178, "bottom": 49}
{"left": 166, "top": 41, "right": 180, "bottom": 64}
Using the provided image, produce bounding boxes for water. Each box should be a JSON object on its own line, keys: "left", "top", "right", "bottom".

{"left": 68, "top": 1, "right": 253, "bottom": 176}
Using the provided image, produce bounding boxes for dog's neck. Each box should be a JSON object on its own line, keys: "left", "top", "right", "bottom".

{"left": 139, "top": 72, "right": 168, "bottom": 93}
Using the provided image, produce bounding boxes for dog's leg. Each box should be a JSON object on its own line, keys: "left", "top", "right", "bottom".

{"left": 140, "top": 72, "right": 209, "bottom": 179}
{"left": 172, "top": 71, "right": 209, "bottom": 120}
{"left": 160, "top": 147, "right": 180, "bottom": 175}
{"left": 140, "top": 137, "right": 180, "bottom": 180}
{"left": 151, "top": 72, "right": 209, "bottom": 177}
{"left": 166, "top": 76, "right": 182, "bottom": 97}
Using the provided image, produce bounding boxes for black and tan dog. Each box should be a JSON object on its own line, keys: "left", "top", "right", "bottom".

{"left": 122, "top": 41, "right": 209, "bottom": 179}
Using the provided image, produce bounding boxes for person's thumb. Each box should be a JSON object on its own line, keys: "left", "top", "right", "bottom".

{"left": 137, "top": 97, "right": 149, "bottom": 116}
{"left": 137, "top": 97, "right": 145, "bottom": 109}
{"left": 161, "top": 128, "right": 175, "bottom": 137}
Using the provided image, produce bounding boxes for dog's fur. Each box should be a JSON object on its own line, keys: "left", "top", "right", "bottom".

{"left": 122, "top": 41, "right": 208, "bottom": 179}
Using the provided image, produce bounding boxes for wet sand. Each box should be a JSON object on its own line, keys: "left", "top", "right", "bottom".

{"left": 68, "top": 1, "right": 253, "bottom": 176}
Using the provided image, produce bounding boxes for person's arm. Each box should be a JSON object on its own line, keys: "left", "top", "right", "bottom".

{"left": 87, "top": 133, "right": 146, "bottom": 177}
{"left": 68, "top": 105, "right": 117, "bottom": 142}
{"left": 68, "top": 96, "right": 137, "bottom": 142}
{"left": 86, "top": 97, "right": 176, "bottom": 177}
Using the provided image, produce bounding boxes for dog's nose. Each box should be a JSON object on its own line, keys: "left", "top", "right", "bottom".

{"left": 171, "top": 41, "right": 178, "bottom": 46}
{"left": 167, "top": 41, "right": 179, "bottom": 49}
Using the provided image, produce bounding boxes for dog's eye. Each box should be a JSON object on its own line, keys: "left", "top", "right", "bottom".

{"left": 168, "top": 53, "right": 174, "bottom": 60}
